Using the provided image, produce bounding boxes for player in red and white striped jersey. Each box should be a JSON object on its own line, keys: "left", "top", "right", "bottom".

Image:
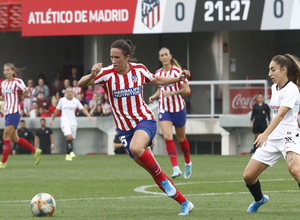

{"left": 79, "top": 39, "right": 194, "bottom": 215}
{"left": 149, "top": 48, "right": 192, "bottom": 180}
{"left": 0, "top": 63, "right": 41, "bottom": 169}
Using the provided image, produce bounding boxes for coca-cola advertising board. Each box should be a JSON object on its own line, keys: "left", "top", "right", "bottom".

{"left": 230, "top": 88, "right": 271, "bottom": 114}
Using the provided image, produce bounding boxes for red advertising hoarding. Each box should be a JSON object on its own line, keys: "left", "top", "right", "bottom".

{"left": 21, "top": 0, "right": 137, "bottom": 36}
{"left": 230, "top": 88, "right": 271, "bottom": 114}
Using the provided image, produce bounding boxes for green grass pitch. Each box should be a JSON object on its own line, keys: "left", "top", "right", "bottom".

{"left": 0, "top": 154, "right": 299, "bottom": 219}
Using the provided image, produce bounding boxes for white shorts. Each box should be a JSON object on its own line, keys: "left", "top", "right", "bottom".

{"left": 252, "top": 136, "right": 300, "bottom": 167}
{"left": 61, "top": 124, "right": 77, "bottom": 139}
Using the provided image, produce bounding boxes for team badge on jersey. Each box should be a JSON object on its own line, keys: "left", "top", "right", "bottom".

{"left": 141, "top": 0, "right": 160, "bottom": 29}
{"left": 132, "top": 75, "right": 138, "bottom": 83}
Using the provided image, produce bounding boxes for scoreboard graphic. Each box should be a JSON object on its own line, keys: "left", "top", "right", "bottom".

{"left": 22, "top": 0, "right": 300, "bottom": 36}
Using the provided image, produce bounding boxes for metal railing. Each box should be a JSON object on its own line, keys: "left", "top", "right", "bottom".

{"left": 187, "top": 80, "right": 269, "bottom": 118}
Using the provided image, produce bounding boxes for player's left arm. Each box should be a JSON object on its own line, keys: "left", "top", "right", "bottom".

{"left": 50, "top": 109, "right": 60, "bottom": 126}
{"left": 149, "top": 70, "right": 190, "bottom": 86}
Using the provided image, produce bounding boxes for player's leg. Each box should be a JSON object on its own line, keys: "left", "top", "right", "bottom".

{"left": 1, "top": 125, "right": 15, "bottom": 168}
{"left": 69, "top": 125, "right": 77, "bottom": 159}
{"left": 174, "top": 108, "right": 191, "bottom": 179}
{"left": 160, "top": 120, "right": 181, "bottom": 178}
{"left": 61, "top": 124, "right": 74, "bottom": 161}
{"left": 286, "top": 152, "right": 300, "bottom": 185}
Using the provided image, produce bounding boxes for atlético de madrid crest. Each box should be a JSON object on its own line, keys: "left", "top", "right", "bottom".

{"left": 141, "top": 0, "right": 160, "bottom": 29}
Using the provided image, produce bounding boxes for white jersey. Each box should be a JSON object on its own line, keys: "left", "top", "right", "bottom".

{"left": 269, "top": 81, "right": 300, "bottom": 139}
{"left": 93, "top": 63, "right": 155, "bottom": 131}
{"left": 56, "top": 97, "right": 83, "bottom": 126}
{"left": 155, "top": 66, "right": 187, "bottom": 112}
{"left": 1, "top": 78, "right": 26, "bottom": 115}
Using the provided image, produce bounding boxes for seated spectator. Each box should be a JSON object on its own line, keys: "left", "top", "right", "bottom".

{"left": 29, "top": 101, "right": 39, "bottom": 118}
{"left": 94, "top": 84, "right": 105, "bottom": 98}
{"left": 89, "top": 92, "right": 102, "bottom": 110}
{"left": 113, "top": 129, "right": 126, "bottom": 154}
{"left": 33, "top": 78, "right": 50, "bottom": 100}
{"left": 77, "top": 103, "right": 89, "bottom": 117}
{"left": 69, "top": 67, "right": 81, "bottom": 86}
{"left": 76, "top": 93, "right": 87, "bottom": 106}
{"left": 23, "top": 79, "right": 35, "bottom": 115}
{"left": 85, "top": 85, "right": 94, "bottom": 104}
{"left": 38, "top": 107, "right": 49, "bottom": 117}
{"left": 72, "top": 79, "right": 84, "bottom": 96}
{"left": 90, "top": 104, "right": 103, "bottom": 117}
{"left": 37, "top": 91, "right": 50, "bottom": 113}
{"left": 101, "top": 93, "right": 112, "bottom": 116}
{"left": 51, "top": 69, "right": 63, "bottom": 96}
{"left": 57, "top": 79, "right": 71, "bottom": 99}
{"left": 48, "top": 96, "right": 61, "bottom": 117}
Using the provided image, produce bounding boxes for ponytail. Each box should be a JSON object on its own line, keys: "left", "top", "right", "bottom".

{"left": 285, "top": 54, "right": 300, "bottom": 90}
{"left": 4, "top": 63, "right": 24, "bottom": 78}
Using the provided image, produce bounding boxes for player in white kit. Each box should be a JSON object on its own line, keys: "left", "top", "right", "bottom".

{"left": 243, "top": 54, "right": 300, "bottom": 213}
{"left": 50, "top": 87, "right": 94, "bottom": 161}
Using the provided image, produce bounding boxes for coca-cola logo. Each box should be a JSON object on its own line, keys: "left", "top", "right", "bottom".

{"left": 232, "top": 94, "right": 258, "bottom": 109}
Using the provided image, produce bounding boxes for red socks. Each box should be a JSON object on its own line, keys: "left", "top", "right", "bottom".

{"left": 179, "top": 138, "right": 191, "bottom": 164}
{"left": 165, "top": 139, "right": 178, "bottom": 167}
{"left": 17, "top": 137, "right": 36, "bottom": 153}
{"left": 2, "top": 140, "right": 11, "bottom": 163}
{"left": 138, "top": 150, "right": 166, "bottom": 182}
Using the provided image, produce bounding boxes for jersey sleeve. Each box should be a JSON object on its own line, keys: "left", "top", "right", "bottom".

{"left": 143, "top": 68, "right": 155, "bottom": 84}
{"left": 281, "top": 85, "right": 300, "bottom": 109}
{"left": 16, "top": 78, "right": 26, "bottom": 92}
{"left": 56, "top": 98, "right": 62, "bottom": 110}
{"left": 76, "top": 98, "right": 84, "bottom": 110}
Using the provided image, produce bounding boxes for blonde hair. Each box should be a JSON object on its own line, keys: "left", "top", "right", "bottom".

{"left": 4, "top": 63, "right": 24, "bottom": 78}
{"left": 159, "top": 47, "right": 181, "bottom": 69}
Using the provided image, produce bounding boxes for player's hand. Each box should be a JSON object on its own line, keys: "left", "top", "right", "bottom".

{"left": 249, "top": 122, "right": 253, "bottom": 129}
{"left": 91, "top": 63, "right": 102, "bottom": 78}
{"left": 253, "top": 133, "right": 268, "bottom": 148}
{"left": 178, "top": 70, "right": 190, "bottom": 81}
{"left": 89, "top": 116, "right": 95, "bottom": 122}
{"left": 149, "top": 96, "right": 155, "bottom": 103}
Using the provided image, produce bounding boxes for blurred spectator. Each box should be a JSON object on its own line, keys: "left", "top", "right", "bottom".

{"left": 51, "top": 69, "right": 64, "bottom": 96}
{"left": 23, "top": 79, "right": 36, "bottom": 115}
{"left": 113, "top": 129, "right": 126, "bottom": 154}
{"left": 77, "top": 103, "right": 89, "bottom": 117}
{"left": 69, "top": 67, "right": 81, "bottom": 86}
{"left": 76, "top": 93, "right": 87, "bottom": 106}
{"left": 35, "top": 118, "right": 54, "bottom": 154}
{"left": 57, "top": 79, "right": 71, "bottom": 99}
{"left": 29, "top": 101, "right": 39, "bottom": 118}
{"left": 33, "top": 78, "right": 50, "bottom": 100}
{"left": 101, "top": 93, "right": 112, "bottom": 116}
{"left": 85, "top": 85, "right": 94, "bottom": 104}
{"left": 94, "top": 84, "right": 105, "bottom": 98}
{"left": 89, "top": 92, "right": 101, "bottom": 110}
{"left": 72, "top": 79, "right": 84, "bottom": 96}
{"left": 90, "top": 104, "right": 103, "bottom": 116}
{"left": 37, "top": 91, "right": 50, "bottom": 113}
{"left": 12, "top": 120, "right": 34, "bottom": 155}
{"left": 48, "top": 96, "right": 61, "bottom": 117}
{"left": 38, "top": 107, "right": 49, "bottom": 117}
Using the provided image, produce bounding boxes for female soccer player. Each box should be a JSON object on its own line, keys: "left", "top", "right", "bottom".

{"left": 78, "top": 39, "right": 194, "bottom": 215}
{"left": 249, "top": 92, "right": 271, "bottom": 154}
{"left": 243, "top": 54, "right": 300, "bottom": 213}
{"left": 149, "top": 47, "right": 192, "bottom": 179}
{"left": 50, "top": 87, "right": 94, "bottom": 161}
{"left": 0, "top": 63, "right": 42, "bottom": 168}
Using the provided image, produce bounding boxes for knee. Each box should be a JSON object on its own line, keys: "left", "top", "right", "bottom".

{"left": 163, "top": 135, "right": 172, "bottom": 141}
{"left": 129, "top": 143, "right": 143, "bottom": 157}
{"left": 243, "top": 171, "right": 255, "bottom": 185}
{"left": 177, "top": 137, "right": 186, "bottom": 142}
{"left": 289, "top": 166, "right": 300, "bottom": 179}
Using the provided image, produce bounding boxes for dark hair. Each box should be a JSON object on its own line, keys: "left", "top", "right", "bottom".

{"left": 159, "top": 47, "right": 181, "bottom": 69}
{"left": 40, "top": 118, "right": 46, "bottom": 122}
{"left": 111, "top": 39, "right": 137, "bottom": 61}
{"left": 272, "top": 54, "right": 300, "bottom": 89}
{"left": 20, "top": 120, "right": 25, "bottom": 123}
{"left": 258, "top": 92, "right": 263, "bottom": 96}
{"left": 4, "top": 63, "right": 24, "bottom": 78}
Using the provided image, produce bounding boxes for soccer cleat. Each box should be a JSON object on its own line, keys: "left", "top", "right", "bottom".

{"left": 172, "top": 167, "right": 182, "bottom": 178}
{"left": 65, "top": 154, "right": 73, "bottom": 161}
{"left": 0, "top": 162, "right": 6, "bottom": 169}
{"left": 69, "top": 152, "right": 76, "bottom": 159}
{"left": 160, "top": 178, "right": 176, "bottom": 197}
{"left": 184, "top": 162, "right": 192, "bottom": 179}
{"left": 178, "top": 200, "right": 194, "bottom": 215}
{"left": 34, "top": 149, "right": 42, "bottom": 165}
{"left": 247, "top": 195, "right": 269, "bottom": 213}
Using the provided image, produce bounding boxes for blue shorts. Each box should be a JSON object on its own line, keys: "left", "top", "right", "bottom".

{"left": 117, "top": 120, "right": 157, "bottom": 158}
{"left": 158, "top": 108, "right": 186, "bottom": 128}
{"left": 5, "top": 112, "right": 21, "bottom": 128}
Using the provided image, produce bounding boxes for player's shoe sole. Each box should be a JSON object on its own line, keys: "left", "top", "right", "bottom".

{"left": 178, "top": 201, "right": 194, "bottom": 215}
{"left": 34, "top": 149, "right": 42, "bottom": 165}
{"left": 184, "top": 162, "right": 192, "bottom": 179}
{"left": 247, "top": 195, "right": 269, "bottom": 213}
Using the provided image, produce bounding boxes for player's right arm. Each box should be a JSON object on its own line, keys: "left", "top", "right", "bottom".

{"left": 49, "top": 109, "right": 60, "bottom": 126}
{"left": 78, "top": 63, "right": 102, "bottom": 88}
{"left": 149, "top": 88, "right": 160, "bottom": 103}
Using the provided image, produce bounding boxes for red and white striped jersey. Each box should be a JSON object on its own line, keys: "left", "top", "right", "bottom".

{"left": 72, "top": 86, "right": 84, "bottom": 95}
{"left": 1, "top": 78, "right": 26, "bottom": 115}
{"left": 155, "top": 66, "right": 187, "bottom": 113}
{"left": 93, "top": 62, "right": 155, "bottom": 131}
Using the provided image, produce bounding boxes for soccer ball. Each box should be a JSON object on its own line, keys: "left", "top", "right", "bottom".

{"left": 30, "top": 193, "right": 56, "bottom": 216}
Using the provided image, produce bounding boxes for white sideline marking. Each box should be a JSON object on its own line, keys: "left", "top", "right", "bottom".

{"left": 0, "top": 179, "right": 297, "bottom": 204}
{"left": 134, "top": 178, "right": 294, "bottom": 195}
